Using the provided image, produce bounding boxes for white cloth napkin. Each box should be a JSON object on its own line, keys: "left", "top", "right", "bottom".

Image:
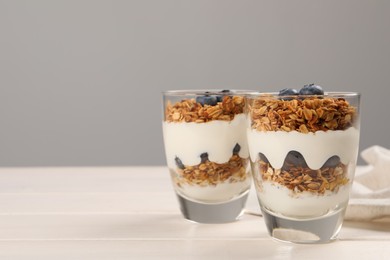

{"left": 345, "top": 145, "right": 390, "bottom": 221}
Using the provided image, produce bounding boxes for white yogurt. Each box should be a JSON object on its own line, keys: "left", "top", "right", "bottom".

{"left": 176, "top": 180, "right": 251, "bottom": 203}
{"left": 258, "top": 181, "right": 350, "bottom": 217}
{"left": 247, "top": 128, "right": 360, "bottom": 170}
{"left": 163, "top": 114, "right": 249, "bottom": 168}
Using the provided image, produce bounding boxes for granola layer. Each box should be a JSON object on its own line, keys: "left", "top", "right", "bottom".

{"left": 256, "top": 158, "right": 349, "bottom": 195}
{"left": 165, "top": 96, "right": 245, "bottom": 123}
{"left": 249, "top": 96, "right": 357, "bottom": 133}
{"left": 172, "top": 155, "right": 249, "bottom": 187}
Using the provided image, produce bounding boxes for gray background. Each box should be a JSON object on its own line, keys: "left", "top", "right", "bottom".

{"left": 0, "top": 0, "right": 389, "bottom": 167}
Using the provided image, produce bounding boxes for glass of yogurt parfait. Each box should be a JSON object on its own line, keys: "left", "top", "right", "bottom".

{"left": 162, "top": 90, "right": 252, "bottom": 223}
{"left": 246, "top": 85, "right": 360, "bottom": 243}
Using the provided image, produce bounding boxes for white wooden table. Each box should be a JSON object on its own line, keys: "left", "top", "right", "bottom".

{"left": 0, "top": 167, "right": 389, "bottom": 259}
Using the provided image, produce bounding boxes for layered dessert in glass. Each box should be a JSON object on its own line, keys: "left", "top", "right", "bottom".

{"left": 163, "top": 90, "right": 252, "bottom": 223}
{"left": 246, "top": 85, "right": 360, "bottom": 243}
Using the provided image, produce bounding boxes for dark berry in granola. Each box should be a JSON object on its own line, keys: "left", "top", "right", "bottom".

{"left": 233, "top": 143, "right": 241, "bottom": 155}
{"left": 283, "top": 151, "right": 307, "bottom": 169}
{"left": 175, "top": 157, "right": 185, "bottom": 169}
{"left": 259, "top": 153, "right": 269, "bottom": 164}
{"left": 323, "top": 156, "right": 341, "bottom": 168}
{"left": 200, "top": 152, "right": 209, "bottom": 163}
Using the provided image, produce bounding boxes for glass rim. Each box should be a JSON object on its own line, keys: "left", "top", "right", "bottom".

{"left": 246, "top": 91, "right": 361, "bottom": 98}
{"left": 162, "top": 89, "right": 255, "bottom": 96}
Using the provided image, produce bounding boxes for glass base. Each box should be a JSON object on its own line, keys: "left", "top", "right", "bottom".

{"left": 261, "top": 206, "right": 346, "bottom": 244}
{"left": 176, "top": 191, "right": 249, "bottom": 224}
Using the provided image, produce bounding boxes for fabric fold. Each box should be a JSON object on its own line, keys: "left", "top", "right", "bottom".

{"left": 345, "top": 146, "right": 390, "bottom": 221}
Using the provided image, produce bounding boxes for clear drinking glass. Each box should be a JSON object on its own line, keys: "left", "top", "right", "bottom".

{"left": 162, "top": 90, "right": 252, "bottom": 223}
{"left": 246, "top": 92, "right": 360, "bottom": 243}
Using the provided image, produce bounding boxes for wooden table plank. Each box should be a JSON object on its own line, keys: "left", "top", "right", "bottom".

{"left": 0, "top": 167, "right": 388, "bottom": 259}
{"left": 0, "top": 240, "right": 389, "bottom": 260}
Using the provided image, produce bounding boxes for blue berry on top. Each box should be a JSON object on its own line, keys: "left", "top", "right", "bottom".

{"left": 278, "top": 88, "right": 299, "bottom": 100}
{"left": 299, "top": 84, "right": 324, "bottom": 95}
{"left": 216, "top": 90, "right": 231, "bottom": 102}
{"left": 196, "top": 95, "right": 218, "bottom": 106}
{"left": 279, "top": 88, "right": 299, "bottom": 96}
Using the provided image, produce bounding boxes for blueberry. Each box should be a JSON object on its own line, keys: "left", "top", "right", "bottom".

{"left": 175, "top": 157, "right": 185, "bottom": 170}
{"left": 278, "top": 88, "right": 299, "bottom": 100}
{"left": 283, "top": 151, "right": 307, "bottom": 169}
{"left": 299, "top": 84, "right": 324, "bottom": 95}
{"left": 279, "top": 88, "right": 299, "bottom": 96}
{"left": 216, "top": 90, "right": 231, "bottom": 102}
{"left": 196, "top": 95, "right": 218, "bottom": 106}
{"left": 200, "top": 152, "right": 209, "bottom": 163}
{"left": 233, "top": 143, "right": 241, "bottom": 155}
{"left": 259, "top": 153, "right": 269, "bottom": 164}
{"left": 322, "top": 156, "right": 341, "bottom": 168}
{"left": 216, "top": 96, "right": 224, "bottom": 102}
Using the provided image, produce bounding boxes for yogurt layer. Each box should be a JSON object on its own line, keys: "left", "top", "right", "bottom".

{"left": 258, "top": 181, "right": 350, "bottom": 217}
{"left": 247, "top": 127, "right": 360, "bottom": 170}
{"left": 176, "top": 180, "right": 251, "bottom": 203}
{"left": 163, "top": 114, "right": 249, "bottom": 168}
